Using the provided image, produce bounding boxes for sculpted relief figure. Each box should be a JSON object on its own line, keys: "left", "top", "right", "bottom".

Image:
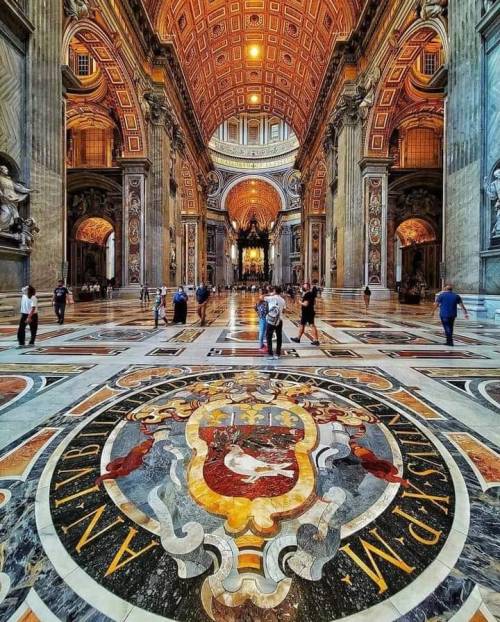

{"left": 485, "top": 168, "right": 500, "bottom": 238}
{"left": 359, "top": 67, "right": 381, "bottom": 121}
{"left": 0, "top": 165, "right": 32, "bottom": 232}
{"left": 64, "top": 0, "right": 90, "bottom": 20}
{"left": 420, "top": 0, "right": 448, "bottom": 20}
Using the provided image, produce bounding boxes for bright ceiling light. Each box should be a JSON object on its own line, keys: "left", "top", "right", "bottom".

{"left": 249, "top": 94, "right": 260, "bottom": 104}
{"left": 248, "top": 44, "right": 261, "bottom": 59}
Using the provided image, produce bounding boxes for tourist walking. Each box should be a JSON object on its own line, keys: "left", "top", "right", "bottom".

{"left": 152, "top": 288, "right": 163, "bottom": 328}
{"left": 17, "top": 285, "right": 38, "bottom": 348}
{"left": 363, "top": 286, "right": 371, "bottom": 312}
{"left": 291, "top": 282, "right": 320, "bottom": 346}
{"left": 255, "top": 289, "right": 268, "bottom": 352}
{"left": 265, "top": 286, "right": 286, "bottom": 360}
{"left": 196, "top": 281, "right": 210, "bottom": 326}
{"left": 172, "top": 286, "right": 188, "bottom": 324}
{"left": 140, "top": 283, "right": 150, "bottom": 303}
{"left": 52, "top": 279, "right": 69, "bottom": 325}
{"left": 432, "top": 283, "right": 469, "bottom": 346}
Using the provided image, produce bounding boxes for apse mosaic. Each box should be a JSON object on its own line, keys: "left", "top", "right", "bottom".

{"left": 0, "top": 365, "right": 498, "bottom": 621}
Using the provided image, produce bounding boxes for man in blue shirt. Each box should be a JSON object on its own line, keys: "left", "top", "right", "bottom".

{"left": 195, "top": 281, "right": 210, "bottom": 326}
{"left": 432, "top": 284, "right": 469, "bottom": 346}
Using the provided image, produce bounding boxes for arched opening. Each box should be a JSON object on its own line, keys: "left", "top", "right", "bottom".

{"left": 395, "top": 217, "right": 439, "bottom": 302}
{"left": 224, "top": 178, "right": 282, "bottom": 283}
{"left": 71, "top": 216, "right": 115, "bottom": 293}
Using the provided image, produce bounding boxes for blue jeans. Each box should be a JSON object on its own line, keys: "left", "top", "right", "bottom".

{"left": 258, "top": 317, "right": 267, "bottom": 347}
{"left": 441, "top": 316, "right": 455, "bottom": 345}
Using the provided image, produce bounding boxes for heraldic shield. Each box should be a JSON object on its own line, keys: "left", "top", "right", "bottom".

{"left": 185, "top": 399, "right": 318, "bottom": 613}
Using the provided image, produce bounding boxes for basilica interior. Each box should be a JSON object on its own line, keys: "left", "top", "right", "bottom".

{"left": 0, "top": 1, "right": 499, "bottom": 621}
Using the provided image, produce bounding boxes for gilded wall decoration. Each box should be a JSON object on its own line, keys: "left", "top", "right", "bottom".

{"left": 366, "top": 177, "right": 383, "bottom": 285}
{"left": 126, "top": 176, "right": 143, "bottom": 284}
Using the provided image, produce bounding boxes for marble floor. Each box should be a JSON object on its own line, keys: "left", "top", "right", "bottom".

{"left": 0, "top": 293, "right": 499, "bottom": 622}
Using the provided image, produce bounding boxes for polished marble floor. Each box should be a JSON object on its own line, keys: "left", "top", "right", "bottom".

{"left": 0, "top": 293, "right": 499, "bottom": 621}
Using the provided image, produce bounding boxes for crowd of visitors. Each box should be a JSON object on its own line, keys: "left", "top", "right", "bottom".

{"left": 14, "top": 278, "right": 471, "bottom": 351}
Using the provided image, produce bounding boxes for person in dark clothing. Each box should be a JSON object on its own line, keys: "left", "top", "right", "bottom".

{"left": 432, "top": 284, "right": 469, "bottom": 346}
{"left": 363, "top": 286, "right": 371, "bottom": 312}
{"left": 172, "top": 286, "right": 188, "bottom": 324}
{"left": 195, "top": 282, "right": 210, "bottom": 326}
{"left": 52, "top": 279, "right": 69, "bottom": 324}
{"left": 291, "top": 282, "right": 320, "bottom": 346}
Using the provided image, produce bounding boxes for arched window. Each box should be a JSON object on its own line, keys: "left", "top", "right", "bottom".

{"left": 248, "top": 119, "right": 260, "bottom": 145}
{"left": 401, "top": 126, "right": 442, "bottom": 169}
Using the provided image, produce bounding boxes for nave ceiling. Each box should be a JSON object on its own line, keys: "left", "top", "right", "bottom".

{"left": 147, "top": 0, "right": 364, "bottom": 141}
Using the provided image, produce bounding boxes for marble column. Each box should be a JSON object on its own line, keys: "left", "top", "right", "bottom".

{"left": 361, "top": 158, "right": 392, "bottom": 299}
{"left": 280, "top": 224, "right": 292, "bottom": 285}
{"left": 27, "top": 0, "right": 65, "bottom": 287}
{"left": 120, "top": 159, "right": 150, "bottom": 290}
{"left": 215, "top": 224, "right": 225, "bottom": 286}
{"left": 323, "top": 125, "right": 337, "bottom": 288}
{"left": 330, "top": 92, "right": 363, "bottom": 290}
{"left": 145, "top": 92, "right": 171, "bottom": 287}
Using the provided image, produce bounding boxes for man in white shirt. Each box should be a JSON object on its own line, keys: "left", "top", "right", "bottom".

{"left": 264, "top": 286, "right": 286, "bottom": 360}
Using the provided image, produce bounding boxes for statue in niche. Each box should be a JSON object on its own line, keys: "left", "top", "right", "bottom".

{"left": 19, "top": 217, "right": 40, "bottom": 250}
{"left": 64, "top": 0, "right": 90, "bottom": 20}
{"left": 420, "top": 0, "right": 448, "bottom": 20}
{"left": 0, "top": 165, "right": 33, "bottom": 233}
{"left": 359, "top": 67, "right": 381, "bottom": 121}
{"left": 485, "top": 168, "right": 500, "bottom": 238}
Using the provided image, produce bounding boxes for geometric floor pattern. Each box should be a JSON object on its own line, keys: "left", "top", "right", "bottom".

{"left": 0, "top": 293, "right": 499, "bottom": 621}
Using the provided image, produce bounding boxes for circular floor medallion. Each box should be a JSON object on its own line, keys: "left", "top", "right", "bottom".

{"left": 41, "top": 370, "right": 462, "bottom": 621}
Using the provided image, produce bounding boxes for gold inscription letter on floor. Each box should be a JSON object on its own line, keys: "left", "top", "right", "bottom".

{"left": 61, "top": 504, "right": 125, "bottom": 553}
{"left": 340, "top": 528, "right": 415, "bottom": 594}
{"left": 105, "top": 528, "right": 159, "bottom": 577}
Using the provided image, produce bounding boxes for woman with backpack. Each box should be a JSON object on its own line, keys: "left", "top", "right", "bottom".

{"left": 264, "top": 286, "right": 286, "bottom": 360}
{"left": 255, "top": 289, "right": 268, "bottom": 353}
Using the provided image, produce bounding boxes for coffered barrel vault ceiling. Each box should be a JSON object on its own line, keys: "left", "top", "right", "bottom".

{"left": 150, "top": 0, "right": 363, "bottom": 140}
{"left": 226, "top": 179, "right": 282, "bottom": 229}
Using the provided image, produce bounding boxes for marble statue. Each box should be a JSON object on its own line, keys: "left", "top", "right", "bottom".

{"left": 485, "top": 169, "right": 500, "bottom": 237}
{"left": 359, "top": 67, "right": 381, "bottom": 120}
{"left": 19, "top": 217, "right": 40, "bottom": 250}
{"left": 420, "top": 0, "right": 448, "bottom": 20}
{"left": 64, "top": 0, "right": 90, "bottom": 20}
{"left": 0, "top": 165, "right": 32, "bottom": 233}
